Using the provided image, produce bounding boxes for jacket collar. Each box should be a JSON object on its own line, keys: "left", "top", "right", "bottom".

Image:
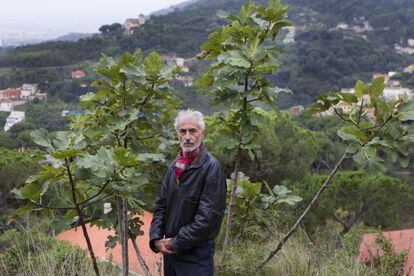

{"left": 174, "top": 142, "right": 208, "bottom": 170}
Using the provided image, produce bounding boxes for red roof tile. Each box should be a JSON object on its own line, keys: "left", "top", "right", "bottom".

{"left": 57, "top": 210, "right": 162, "bottom": 275}
{"left": 358, "top": 229, "right": 414, "bottom": 275}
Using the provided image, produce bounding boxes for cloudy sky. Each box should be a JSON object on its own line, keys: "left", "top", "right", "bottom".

{"left": 0, "top": 0, "right": 186, "bottom": 35}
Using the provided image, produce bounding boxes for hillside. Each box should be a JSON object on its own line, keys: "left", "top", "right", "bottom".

{"left": 0, "top": 0, "right": 413, "bottom": 107}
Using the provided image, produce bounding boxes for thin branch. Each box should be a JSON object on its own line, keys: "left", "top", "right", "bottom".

{"left": 357, "top": 99, "right": 364, "bottom": 125}
{"left": 78, "top": 179, "right": 111, "bottom": 206}
{"left": 30, "top": 200, "right": 75, "bottom": 210}
{"left": 256, "top": 152, "right": 348, "bottom": 270}
{"left": 367, "top": 115, "right": 393, "bottom": 141}
{"left": 334, "top": 108, "right": 358, "bottom": 127}
{"left": 81, "top": 193, "right": 114, "bottom": 210}
{"left": 247, "top": 96, "right": 264, "bottom": 103}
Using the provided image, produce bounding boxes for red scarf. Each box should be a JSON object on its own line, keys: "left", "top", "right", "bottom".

{"left": 174, "top": 150, "right": 197, "bottom": 181}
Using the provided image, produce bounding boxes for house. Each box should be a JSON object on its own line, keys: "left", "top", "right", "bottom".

{"left": 358, "top": 229, "right": 414, "bottom": 275}
{"left": 57, "top": 210, "right": 162, "bottom": 275}
{"left": 21, "top": 83, "right": 38, "bottom": 99}
{"left": 0, "top": 88, "right": 21, "bottom": 100}
{"left": 283, "top": 26, "right": 296, "bottom": 44}
{"left": 383, "top": 87, "right": 413, "bottom": 101}
{"left": 71, "top": 70, "right": 86, "bottom": 79}
{"left": 0, "top": 100, "right": 15, "bottom": 112}
{"left": 336, "top": 23, "right": 349, "bottom": 30}
{"left": 175, "top": 57, "right": 185, "bottom": 67}
{"left": 174, "top": 76, "right": 193, "bottom": 87}
{"left": 180, "top": 65, "right": 189, "bottom": 73}
{"left": 61, "top": 109, "right": 83, "bottom": 117}
{"left": 32, "top": 92, "right": 47, "bottom": 101}
{"left": 289, "top": 105, "right": 304, "bottom": 115}
{"left": 4, "top": 111, "right": 25, "bottom": 131}
{"left": 123, "top": 14, "right": 145, "bottom": 35}
{"left": 395, "top": 44, "right": 414, "bottom": 55}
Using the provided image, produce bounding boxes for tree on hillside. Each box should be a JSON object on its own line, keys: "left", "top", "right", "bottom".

{"left": 196, "top": 0, "right": 293, "bottom": 261}
{"left": 257, "top": 77, "right": 414, "bottom": 270}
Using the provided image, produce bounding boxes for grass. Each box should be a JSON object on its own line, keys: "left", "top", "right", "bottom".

{"left": 0, "top": 219, "right": 120, "bottom": 276}
{"left": 216, "top": 221, "right": 379, "bottom": 276}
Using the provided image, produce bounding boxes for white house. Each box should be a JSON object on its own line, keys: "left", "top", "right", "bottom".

{"left": 0, "top": 100, "right": 15, "bottom": 112}
{"left": 4, "top": 111, "right": 25, "bottom": 131}
{"left": 383, "top": 87, "right": 413, "bottom": 101}
{"left": 21, "top": 83, "right": 37, "bottom": 99}
{"left": 283, "top": 26, "right": 296, "bottom": 44}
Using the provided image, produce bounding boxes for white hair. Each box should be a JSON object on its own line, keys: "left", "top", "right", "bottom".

{"left": 174, "top": 109, "right": 205, "bottom": 131}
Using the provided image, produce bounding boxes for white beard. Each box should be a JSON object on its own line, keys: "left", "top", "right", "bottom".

{"left": 180, "top": 140, "right": 201, "bottom": 152}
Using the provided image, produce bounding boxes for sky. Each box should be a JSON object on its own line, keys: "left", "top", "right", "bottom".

{"left": 0, "top": 0, "right": 186, "bottom": 35}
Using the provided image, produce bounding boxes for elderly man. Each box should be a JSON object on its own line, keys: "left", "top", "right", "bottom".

{"left": 149, "top": 109, "right": 226, "bottom": 276}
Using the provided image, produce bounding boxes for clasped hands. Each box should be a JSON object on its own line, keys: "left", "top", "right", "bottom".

{"left": 154, "top": 238, "right": 175, "bottom": 255}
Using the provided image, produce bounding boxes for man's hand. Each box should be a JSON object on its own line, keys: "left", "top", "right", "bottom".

{"left": 154, "top": 238, "right": 175, "bottom": 255}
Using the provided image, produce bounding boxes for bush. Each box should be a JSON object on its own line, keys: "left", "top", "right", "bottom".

{"left": 0, "top": 219, "right": 119, "bottom": 276}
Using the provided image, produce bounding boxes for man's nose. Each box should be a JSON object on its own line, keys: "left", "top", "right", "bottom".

{"left": 184, "top": 132, "right": 192, "bottom": 140}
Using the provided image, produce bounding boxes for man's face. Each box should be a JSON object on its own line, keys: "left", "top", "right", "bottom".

{"left": 177, "top": 117, "right": 204, "bottom": 153}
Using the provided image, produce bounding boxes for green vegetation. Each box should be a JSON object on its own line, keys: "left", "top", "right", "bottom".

{"left": 0, "top": 0, "right": 413, "bottom": 275}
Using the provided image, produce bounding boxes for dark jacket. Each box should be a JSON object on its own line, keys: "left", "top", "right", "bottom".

{"left": 149, "top": 144, "right": 226, "bottom": 253}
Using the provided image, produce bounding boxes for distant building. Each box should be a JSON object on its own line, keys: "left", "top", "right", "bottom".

{"left": 175, "top": 57, "right": 185, "bottom": 67}
{"left": 71, "top": 70, "right": 86, "bottom": 79}
{"left": 283, "top": 26, "right": 296, "bottom": 44}
{"left": 123, "top": 14, "right": 145, "bottom": 35}
{"left": 289, "top": 105, "right": 304, "bottom": 115}
{"left": 32, "top": 92, "right": 47, "bottom": 101}
{"left": 180, "top": 65, "right": 189, "bottom": 73}
{"left": 61, "top": 109, "right": 83, "bottom": 117}
{"left": 408, "top": 38, "right": 414, "bottom": 47}
{"left": 0, "top": 88, "right": 21, "bottom": 100}
{"left": 0, "top": 100, "right": 15, "bottom": 112}
{"left": 335, "top": 23, "right": 349, "bottom": 30}
{"left": 383, "top": 87, "right": 413, "bottom": 101}
{"left": 395, "top": 44, "right": 414, "bottom": 55}
{"left": 20, "top": 83, "right": 37, "bottom": 99}
{"left": 174, "top": 76, "right": 193, "bottom": 87}
{"left": 4, "top": 111, "right": 25, "bottom": 131}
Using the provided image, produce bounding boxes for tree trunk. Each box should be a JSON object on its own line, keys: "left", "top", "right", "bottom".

{"left": 117, "top": 195, "right": 129, "bottom": 276}
{"left": 256, "top": 152, "right": 347, "bottom": 271}
{"left": 66, "top": 159, "right": 100, "bottom": 276}
{"left": 220, "top": 151, "right": 241, "bottom": 263}
{"left": 131, "top": 235, "right": 150, "bottom": 276}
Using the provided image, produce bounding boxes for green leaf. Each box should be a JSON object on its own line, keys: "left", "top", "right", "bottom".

{"left": 368, "top": 77, "right": 386, "bottom": 98}
{"left": 337, "top": 126, "right": 366, "bottom": 142}
{"left": 19, "top": 181, "right": 43, "bottom": 201}
{"left": 217, "top": 50, "right": 250, "bottom": 68}
{"left": 277, "top": 195, "right": 302, "bottom": 206}
{"left": 31, "top": 129, "right": 53, "bottom": 150}
{"left": 76, "top": 147, "right": 114, "bottom": 179}
{"left": 273, "top": 185, "right": 290, "bottom": 196}
{"left": 143, "top": 52, "right": 164, "bottom": 78}
{"left": 355, "top": 80, "right": 365, "bottom": 98}
{"left": 399, "top": 100, "right": 414, "bottom": 121}
{"left": 111, "top": 147, "right": 138, "bottom": 167}
{"left": 137, "top": 153, "right": 165, "bottom": 163}
{"left": 7, "top": 205, "right": 34, "bottom": 224}
{"left": 346, "top": 143, "right": 360, "bottom": 154}
{"left": 338, "top": 93, "right": 358, "bottom": 104}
